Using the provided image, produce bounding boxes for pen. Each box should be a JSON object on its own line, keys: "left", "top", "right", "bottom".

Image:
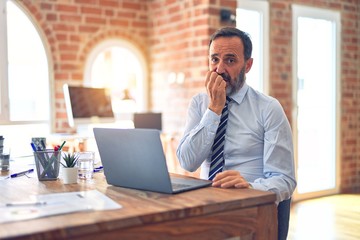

{"left": 10, "top": 169, "right": 34, "bottom": 178}
{"left": 6, "top": 201, "right": 47, "bottom": 207}
{"left": 30, "top": 142, "right": 37, "bottom": 152}
{"left": 40, "top": 139, "right": 46, "bottom": 150}
{"left": 94, "top": 166, "right": 103, "bottom": 173}
{"left": 58, "top": 141, "right": 66, "bottom": 151}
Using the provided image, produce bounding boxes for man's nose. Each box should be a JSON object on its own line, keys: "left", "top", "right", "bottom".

{"left": 215, "top": 61, "right": 225, "bottom": 74}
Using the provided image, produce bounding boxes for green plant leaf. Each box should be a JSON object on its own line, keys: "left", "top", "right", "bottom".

{"left": 61, "top": 152, "right": 79, "bottom": 168}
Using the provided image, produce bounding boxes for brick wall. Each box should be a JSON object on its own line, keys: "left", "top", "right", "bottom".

{"left": 148, "top": 0, "right": 210, "bottom": 135}
{"left": 17, "top": 0, "right": 359, "bottom": 193}
{"left": 19, "top": 0, "right": 150, "bottom": 132}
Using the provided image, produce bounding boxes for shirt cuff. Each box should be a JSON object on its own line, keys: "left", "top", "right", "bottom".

{"left": 200, "top": 109, "right": 221, "bottom": 134}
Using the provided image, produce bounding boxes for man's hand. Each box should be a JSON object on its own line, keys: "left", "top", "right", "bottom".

{"left": 205, "top": 71, "right": 226, "bottom": 115}
{"left": 212, "top": 170, "right": 251, "bottom": 189}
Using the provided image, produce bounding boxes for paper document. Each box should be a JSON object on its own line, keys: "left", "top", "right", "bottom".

{"left": 0, "top": 190, "right": 122, "bottom": 223}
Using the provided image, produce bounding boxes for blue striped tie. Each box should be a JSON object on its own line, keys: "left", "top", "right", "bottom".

{"left": 208, "top": 96, "right": 231, "bottom": 180}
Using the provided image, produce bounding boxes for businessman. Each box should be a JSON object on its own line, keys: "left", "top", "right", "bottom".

{"left": 176, "top": 27, "right": 296, "bottom": 240}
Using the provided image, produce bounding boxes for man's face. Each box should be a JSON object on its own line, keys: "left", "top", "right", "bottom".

{"left": 209, "top": 36, "right": 252, "bottom": 95}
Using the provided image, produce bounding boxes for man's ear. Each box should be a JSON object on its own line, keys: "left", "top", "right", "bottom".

{"left": 245, "top": 58, "right": 253, "bottom": 73}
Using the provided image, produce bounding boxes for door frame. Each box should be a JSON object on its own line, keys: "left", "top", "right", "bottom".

{"left": 291, "top": 4, "right": 341, "bottom": 201}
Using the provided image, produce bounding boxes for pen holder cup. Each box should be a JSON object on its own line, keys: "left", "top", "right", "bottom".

{"left": 0, "top": 136, "right": 4, "bottom": 153}
{"left": 34, "top": 150, "right": 61, "bottom": 181}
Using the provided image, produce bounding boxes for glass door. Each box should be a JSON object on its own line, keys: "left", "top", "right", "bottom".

{"left": 292, "top": 5, "right": 340, "bottom": 200}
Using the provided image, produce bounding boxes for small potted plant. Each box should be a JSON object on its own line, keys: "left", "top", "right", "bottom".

{"left": 61, "top": 152, "right": 79, "bottom": 184}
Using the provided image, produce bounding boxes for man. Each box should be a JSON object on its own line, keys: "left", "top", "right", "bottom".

{"left": 176, "top": 27, "right": 296, "bottom": 239}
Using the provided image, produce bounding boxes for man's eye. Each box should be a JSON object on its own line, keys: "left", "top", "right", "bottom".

{"left": 211, "top": 58, "right": 219, "bottom": 63}
{"left": 226, "top": 59, "right": 235, "bottom": 64}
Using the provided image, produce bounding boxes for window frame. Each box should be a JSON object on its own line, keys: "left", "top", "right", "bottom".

{"left": 0, "top": 0, "right": 10, "bottom": 121}
{"left": 236, "top": 0, "right": 269, "bottom": 94}
{"left": 0, "top": 0, "right": 53, "bottom": 128}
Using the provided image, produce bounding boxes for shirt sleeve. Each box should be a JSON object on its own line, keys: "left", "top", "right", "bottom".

{"left": 250, "top": 99, "right": 297, "bottom": 204}
{"left": 176, "top": 95, "right": 221, "bottom": 172}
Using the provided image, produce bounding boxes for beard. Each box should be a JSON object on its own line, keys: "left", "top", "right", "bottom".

{"left": 218, "top": 66, "right": 246, "bottom": 96}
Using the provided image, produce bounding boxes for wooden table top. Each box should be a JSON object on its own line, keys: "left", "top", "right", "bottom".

{"left": 0, "top": 172, "right": 276, "bottom": 239}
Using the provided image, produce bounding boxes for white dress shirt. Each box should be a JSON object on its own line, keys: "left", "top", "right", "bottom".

{"left": 176, "top": 83, "right": 297, "bottom": 204}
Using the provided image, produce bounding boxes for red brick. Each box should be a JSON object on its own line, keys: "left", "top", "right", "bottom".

{"left": 122, "top": 2, "right": 141, "bottom": 10}
{"left": 60, "top": 54, "right": 77, "bottom": 61}
{"left": 56, "top": 34, "right": 67, "bottom": 41}
{"left": 53, "top": 23, "right": 76, "bottom": 32}
{"left": 71, "top": 73, "right": 83, "bottom": 80}
{"left": 55, "top": 73, "right": 69, "bottom": 80}
{"left": 109, "top": 19, "right": 129, "bottom": 27}
{"left": 81, "top": 6, "right": 102, "bottom": 15}
{"left": 132, "top": 21, "right": 147, "bottom": 28}
{"left": 78, "top": 25, "right": 99, "bottom": 33}
{"left": 59, "top": 44, "right": 78, "bottom": 52}
{"left": 75, "top": 0, "right": 98, "bottom": 4}
{"left": 85, "top": 17, "right": 106, "bottom": 25}
{"left": 56, "top": 4, "right": 78, "bottom": 13}
{"left": 46, "top": 13, "right": 57, "bottom": 22}
{"left": 40, "top": 2, "right": 52, "bottom": 10}
{"left": 60, "top": 14, "right": 82, "bottom": 23}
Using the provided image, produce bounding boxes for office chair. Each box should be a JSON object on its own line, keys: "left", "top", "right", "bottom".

{"left": 277, "top": 198, "right": 291, "bottom": 240}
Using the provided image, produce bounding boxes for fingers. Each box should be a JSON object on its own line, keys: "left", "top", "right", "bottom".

{"left": 212, "top": 170, "right": 238, "bottom": 181}
{"left": 205, "top": 71, "right": 212, "bottom": 89}
{"left": 206, "top": 71, "right": 225, "bottom": 92}
{"left": 206, "top": 71, "right": 227, "bottom": 114}
{"left": 212, "top": 176, "right": 239, "bottom": 188}
{"left": 212, "top": 170, "right": 251, "bottom": 189}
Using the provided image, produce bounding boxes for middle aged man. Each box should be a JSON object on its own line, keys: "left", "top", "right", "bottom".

{"left": 176, "top": 27, "right": 297, "bottom": 239}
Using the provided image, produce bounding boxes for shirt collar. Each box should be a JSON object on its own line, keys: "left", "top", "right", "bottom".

{"left": 228, "top": 82, "right": 249, "bottom": 105}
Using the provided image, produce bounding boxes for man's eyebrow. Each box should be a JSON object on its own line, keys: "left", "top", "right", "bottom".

{"left": 210, "top": 53, "right": 238, "bottom": 58}
{"left": 223, "top": 53, "right": 237, "bottom": 58}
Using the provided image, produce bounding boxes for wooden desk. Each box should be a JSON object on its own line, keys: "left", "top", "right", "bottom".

{"left": 0, "top": 173, "right": 277, "bottom": 240}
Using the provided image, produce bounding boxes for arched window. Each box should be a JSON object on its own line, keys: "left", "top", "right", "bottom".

{"left": 0, "top": 0, "right": 50, "bottom": 156}
{"left": 84, "top": 39, "right": 147, "bottom": 120}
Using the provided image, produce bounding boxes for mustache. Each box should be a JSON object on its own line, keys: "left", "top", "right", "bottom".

{"left": 218, "top": 73, "right": 231, "bottom": 82}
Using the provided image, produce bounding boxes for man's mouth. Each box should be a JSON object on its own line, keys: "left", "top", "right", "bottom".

{"left": 220, "top": 73, "right": 231, "bottom": 83}
{"left": 215, "top": 71, "right": 231, "bottom": 82}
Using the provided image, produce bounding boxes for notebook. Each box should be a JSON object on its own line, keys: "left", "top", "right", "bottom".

{"left": 93, "top": 128, "right": 212, "bottom": 194}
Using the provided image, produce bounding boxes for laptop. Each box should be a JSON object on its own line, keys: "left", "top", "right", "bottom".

{"left": 93, "top": 128, "right": 212, "bottom": 194}
{"left": 133, "top": 112, "right": 162, "bottom": 131}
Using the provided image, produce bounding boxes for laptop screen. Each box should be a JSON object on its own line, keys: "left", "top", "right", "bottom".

{"left": 133, "top": 112, "right": 162, "bottom": 131}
